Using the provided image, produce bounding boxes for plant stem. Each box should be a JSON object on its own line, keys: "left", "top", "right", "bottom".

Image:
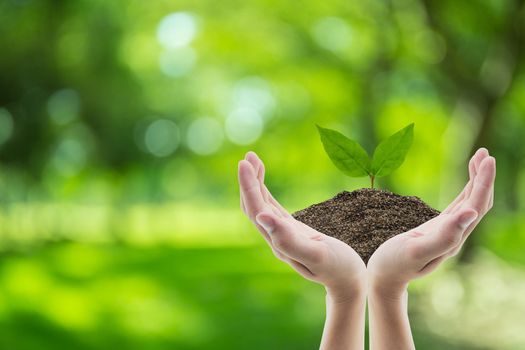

{"left": 370, "top": 175, "right": 375, "bottom": 189}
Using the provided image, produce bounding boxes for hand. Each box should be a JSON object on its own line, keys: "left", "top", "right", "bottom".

{"left": 366, "top": 148, "right": 495, "bottom": 350}
{"left": 239, "top": 151, "right": 367, "bottom": 350}
{"left": 238, "top": 151, "right": 367, "bottom": 301}
{"left": 367, "top": 148, "right": 496, "bottom": 295}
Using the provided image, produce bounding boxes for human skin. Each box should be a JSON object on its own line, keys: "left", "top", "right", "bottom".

{"left": 238, "top": 148, "right": 495, "bottom": 350}
{"left": 238, "top": 151, "right": 367, "bottom": 350}
{"left": 367, "top": 148, "right": 496, "bottom": 350}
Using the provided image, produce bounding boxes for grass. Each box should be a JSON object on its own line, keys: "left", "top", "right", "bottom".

{"left": 0, "top": 241, "right": 496, "bottom": 349}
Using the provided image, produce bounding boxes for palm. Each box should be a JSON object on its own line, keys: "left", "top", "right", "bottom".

{"left": 368, "top": 148, "right": 495, "bottom": 284}
{"left": 367, "top": 214, "right": 448, "bottom": 283}
{"left": 239, "top": 152, "right": 366, "bottom": 291}
{"left": 276, "top": 216, "right": 366, "bottom": 284}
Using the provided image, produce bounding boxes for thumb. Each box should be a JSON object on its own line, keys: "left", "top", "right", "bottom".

{"left": 409, "top": 209, "right": 478, "bottom": 261}
{"left": 256, "top": 213, "right": 323, "bottom": 265}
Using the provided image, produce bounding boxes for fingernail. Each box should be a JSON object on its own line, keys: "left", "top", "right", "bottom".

{"left": 256, "top": 215, "right": 275, "bottom": 233}
{"left": 459, "top": 211, "right": 478, "bottom": 229}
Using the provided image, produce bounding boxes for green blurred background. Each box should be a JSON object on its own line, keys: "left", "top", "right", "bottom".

{"left": 1, "top": 0, "right": 524, "bottom": 349}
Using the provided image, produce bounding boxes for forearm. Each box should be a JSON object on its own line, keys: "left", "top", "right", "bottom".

{"left": 320, "top": 290, "right": 366, "bottom": 350}
{"left": 368, "top": 284, "right": 415, "bottom": 350}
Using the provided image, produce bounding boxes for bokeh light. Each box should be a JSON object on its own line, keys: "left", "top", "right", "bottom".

{"left": 412, "top": 30, "right": 447, "bottom": 64}
{"left": 225, "top": 107, "right": 263, "bottom": 145}
{"left": 156, "top": 12, "right": 198, "bottom": 49}
{"left": 186, "top": 117, "right": 224, "bottom": 155}
{"left": 47, "top": 89, "right": 80, "bottom": 125}
{"left": 144, "top": 119, "right": 180, "bottom": 157}
{"left": 50, "top": 137, "right": 88, "bottom": 177}
{"left": 159, "top": 47, "right": 196, "bottom": 77}
{"left": 232, "top": 77, "right": 276, "bottom": 119}
{"left": 311, "top": 17, "right": 353, "bottom": 53}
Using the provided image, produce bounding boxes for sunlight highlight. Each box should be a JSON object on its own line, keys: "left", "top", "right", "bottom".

{"left": 311, "top": 17, "right": 353, "bottom": 53}
{"left": 186, "top": 117, "right": 224, "bottom": 155}
{"left": 47, "top": 89, "right": 80, "bottom": 125}
{"left": 232, "top": 77, "right": 275, "bottom": 119}
{"left": 159, "top": 47, "right": 196, "bottom": 77}
{"left": 157, "top": 12, "right": 198, "bottom": 49}
{"left": 144, "top": 119, "right": 180, "bottom": 157}
{"left": 225, "top": 107, "right": 263, "bottom": 145}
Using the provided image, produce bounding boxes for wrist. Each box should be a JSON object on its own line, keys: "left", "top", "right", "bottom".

{"left": 368, "top": 278, "right": 408, "bottom": 302}
{"left": 325, "top": 282, "right": 367, "bottom": 305}
{"left": 321, "top": 283, "right": 367, "bottom": 350}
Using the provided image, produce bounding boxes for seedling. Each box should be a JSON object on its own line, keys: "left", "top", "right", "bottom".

{"left": 317, "top": 123, "right": 414, "bottom": 188}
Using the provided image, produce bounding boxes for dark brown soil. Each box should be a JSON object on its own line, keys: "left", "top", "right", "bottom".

{"left": 292, "top": 188, "right": 440, "bottom": 264}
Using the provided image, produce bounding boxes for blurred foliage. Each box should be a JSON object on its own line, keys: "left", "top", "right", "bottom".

{"left": 0, "top": 0, "right": 524, "bottom": 348}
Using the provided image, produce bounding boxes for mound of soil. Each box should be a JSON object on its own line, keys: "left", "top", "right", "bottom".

{"left": 292, "top": 188, "right": 440, "bottom": 264}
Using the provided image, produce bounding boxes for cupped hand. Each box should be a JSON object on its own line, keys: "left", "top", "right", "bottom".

{"left": 239, "top": 152, "right": 367, "bottom": 301}
{"left": 367, "top": 148, "right": 496, "bottom": 294}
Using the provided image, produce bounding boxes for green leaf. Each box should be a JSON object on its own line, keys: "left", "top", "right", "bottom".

{"left": 316, "top": 125, "right": 370, "bottom": 177}
{"left": 371, "top": 123, "right": 414, "bottom": 177}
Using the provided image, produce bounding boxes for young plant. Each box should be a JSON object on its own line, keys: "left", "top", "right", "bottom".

{"left": 317, "top": 123, "right": 414, "bottom": 188}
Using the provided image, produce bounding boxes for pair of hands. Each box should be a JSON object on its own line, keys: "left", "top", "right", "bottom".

{"left": 238, "top": 149, "right": 495, "bottom": 302}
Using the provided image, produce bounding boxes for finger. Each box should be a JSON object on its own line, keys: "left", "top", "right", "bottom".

{"left": 263, "top": 185, "right": 293, "bottom": 218}
{"left": 488, "top": 185, "right": 494, "bottom": 210}
{"left": 255, "top": 222, "right": 313, "bottom": 278}
{"left": 244, "top": 151, "right": 262, "bottom": 185}
{"left": 418, "top": 255, "right": 446, "bottom": 275}
{"left": 253, "top": 221, "right": 272, "bottom": 243}
{"left": 444, "top": 148, "right": 488, "bottom": 214}
{"left": 443, "top": 153, "right": 476, "bottom": 214}
{"left": 245, "top": 151, "right": 262, "bottom": 176}
{"left": 269, "top": 246, "right": 312, "bottom": 277}
{"left": 487, "top": 156, "right": 495, "bottom": 212}
{"left": 247, "top": 152, "right": 276, "bottom": 209}
{"left": 240, "top": 192, "right": 246, "bottom": 213}
{"left": 252, "top": 153, "right": 269, "bottom": 202}
{"left": 256, "top": 212, "right": 324, "bottom": 265}
{"left": 460, "top": 156, "right": 495, "bottom": 214}
{"left": 471, "top": 148, "right": 489, "bottom": 177}
{"left": 246, "top": 152, "right": 291, "bottom": 218}
{"left": 238, "top": 160, "right": 266, "bottom": 220}
{"left": 245, "top": 152, "right": 266, "bottom": 188}
{"left": 431, "top": 152, "right": 494, "bottom": 259}
{"left": 254, "top": 218, "right": 314, "bottom": 276}
{"left": 245, "top": 151, "right": 273, "bottom": 207}
{"left": 239, "top": 163, "right": 247, "bottom": 214}
{"left": 241, "top": 152, "right": 265, "bottom": 215}
{"left": 460, "top": 148, "right": 489, "bottom": 202}
{"left": 252, "top": 153, "right": 292, "bottom": 218}
{"left": 268, "top": 238, "right": 290, "bottom": 261}
{"left": 254, "top": 213, "right": 294, "bottom": 260}
{"left": 408, "top": 209, "right": 478, "bottom": 262}
{"left": 240, "top": 155, "right": 318, "bottom": 272}
{"left": 443, "top": 183, "right": 469, "bottom": 214}
{"left": 289, "top": 260, "right": 315, "bottom": 279}
{"left": 475, "top": 147, "right": 490, "bottom": 164}
{"left": 450, "top": 156, "right": 496, "bottom": 253}
{"left": 239, "top": 158, "right": 254, "bottom": 215}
